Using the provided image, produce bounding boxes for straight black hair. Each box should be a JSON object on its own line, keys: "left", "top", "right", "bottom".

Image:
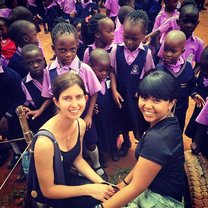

{"left": 138, "top": 71, "right": 177, "bottom": 101}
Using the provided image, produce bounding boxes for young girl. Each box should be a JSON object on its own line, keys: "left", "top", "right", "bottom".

{"left": 156, "top": 30, "right": 204, "bottom": 131}
{"left": 110, "top": 10, "right": 155, "bottom": 157}
{"left": 41, "top": 22, "right": 106, "bottom": 178}
{"left": 27, "top": 72, "right": 115, "bottom": 208}
{"left": 82, "top": 13, "right": 115, "bottom": 64}
{"left": 21, "top": 44, "right": 53, "bottom": 133}
{"left": 90, "top": 48, "right": 120, "bottom": 162}
{"left": 96, "top": 71, "right": 185, "bottom": 208}
{"left": 0, "top": 17, "right": 16, "bottom": 60}
{"left": 152, "top": 0, "right": 179, "bottom": 31}
{"left": 185, "top": 46, "right": 208, "bottom": 154}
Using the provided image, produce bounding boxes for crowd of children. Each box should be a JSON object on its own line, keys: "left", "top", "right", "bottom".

{"left": 0, "top": 0, "right": 208, "bottom": 207}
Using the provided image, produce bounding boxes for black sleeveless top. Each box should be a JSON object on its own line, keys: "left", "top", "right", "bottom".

{"left": 61, "top": 120, "right": 81, "bottom": 183}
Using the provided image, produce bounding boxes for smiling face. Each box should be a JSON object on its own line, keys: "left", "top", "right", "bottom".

{"left": 123, "top": 19, "right": 145, "bottom": 52}
{"left": 97, "top": 18, "right": 115, "bottom": 45}
{"left": 138, "top": 96, "right": 175, "bottom": 128}
{"left": 54, "top": 84, "right": 87, "bottom": 120}
{"left": 23, "top": 49, "right": 45, "bottom": 79}
{"left": 53, "top": 33, "right": 78, "bottom": 66}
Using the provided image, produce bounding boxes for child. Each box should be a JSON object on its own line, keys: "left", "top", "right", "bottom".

{"left": 75, "top": 0, "right": 99, "bottom": 21}
{"left": 156, "top": 30, "right": 204, "bottom": 131}
{"left": 41, "top": 22, "right": 106, "bottom": 178}
{"left": 82, "top": 13, "right": 115, "bottom": 64}
{"left": 110, "top": 10, "right": 155, "bottom": 157}
{"left": 147, "top": 0, "right": 204, "bottom": 69}
{"left": 90, "top": 48, "right": 120, "bottom": 162}
{"left": 0, "top": 17, "right": 16, "bottom": 60}
{"left": 113, "top": 5, "right": 134, "bottom": 44}
{"left": 98, "top": 71, "right": 185, "bottom": 208}
{"left": 8, "top": 20, "right": 39, "bottom": 78}
{"left": 21, "top": 44, "right": 53, "bottom": 133}
{"left": 27, "top": 72, "right": 115, "bottom": 208}
{"left": 152, "top": 0, "right": 179, "bottom": 31}
{"left": 185, "top": 46, "right": 208, "bottom": 154}
{"left": 42, "top": 0, "right": 64, "bottom": 33}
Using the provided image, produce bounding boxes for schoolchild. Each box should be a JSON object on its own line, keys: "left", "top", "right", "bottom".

{"left": 26, "top": 72, "right": 115, "bottom": 208}
{"left": 156, "top": 30, "right": 204, "bottom": 131}
{"left": 113, "top": 6, "right": 134, "bottom": 44}
{"left": 185, "top": 46, "right": 208, "bottom": 154}
{"left": 21, "top": 44, "right": 53, "bottom": 133}
{"left": 71, "top": 18, "right": 87, "bottom": 61}
{"left": 105, "top": 0, "right": 120, "bottom": 22}
{"left": 41, "top": 23, "right": 106, "bottom": 178}
{"left": 75, "top": 0, "right": 99, "bottom": 21}
{"left": 0, "top": 55, "right": 27, "bottom": 180}
{"left": 153, "top": 0, "right": 179, "bottom": 31}
{"left": 42, "top": 0, "right": 64, "bottom": 33}
{"left": 82, "top": 13, "right": 115, "bottom": 64}
{"left": 110, "top": 10, "right": 155, "bottom": 157}
{"left": 8, "top": 20, "right": 39, "bottom": 78}
{"left": 89, "top": 48, "right": 120, "bottom": 162}
{"left": 0, "top": 17, "right": 16, "bottom": 60}
{"left": 147, "top": 0, "right": 204, "bottom": 69}
{"left": 98, "top": 71, "right": 185, "bottom": 208}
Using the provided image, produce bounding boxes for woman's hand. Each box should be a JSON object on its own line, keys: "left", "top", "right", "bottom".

{"left": 85, "top": 184, "right": 115, "bottom": 202}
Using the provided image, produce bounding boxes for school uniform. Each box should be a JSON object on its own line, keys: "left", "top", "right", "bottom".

{"left": 75, "top": 0, "right": 99, "bottom": 20}
{"left": 93, "top": 78, "right": 120, "bottom": 152}
{"left": 83, "top": 42, "right": 114, "bottom": 64}
{"left": 113, "top": 25, "right": 124, "bottom": 44}
{"left": 8, "top": 47, "right": 28, "bottom": 78}
{"left": 56, "top": 0, "right": 76, "bottom": 19}
{"left": 185, "top": 71, "right": 208, "bottom": 139}
{"left": 158, "top": 34, "right": 204, "bottom": 66}
{"left": 104, "top": 0, "right": 120, "bottom": 21}
{"left": 152, "top": 7, "right": 179, "bottom": 31}
{"left": 21, "top": 73, "right": 54, "bottom": 133}
{"left": 0, "top": 65, "right": 26, "bottom": 152}
{"left": 0, "top": 8, "right": 11, "bottom": 17}
{"left": 156, "top": 57, "right": 197, "bottom": 131}
{"left": 43, "top": 3, "right": 64, "bottom": 32}
{"left": 77, "top": 39, "right": 87, "bottom": 61}
{"left": 196, "top": 100, "right": 208, "bottom": 126}
{"left": 110, "top": 43, "right": 155, "bottom": 140}
{"left": 41, "top": 56, "right": 101, "bottom": 147}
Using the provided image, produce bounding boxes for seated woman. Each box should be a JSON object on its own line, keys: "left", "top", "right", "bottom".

{"left": 97, "top": 71, "right": 185, "bottom": 208}
{"left": 26, "top": 72, "right": 115, "bottom": 208}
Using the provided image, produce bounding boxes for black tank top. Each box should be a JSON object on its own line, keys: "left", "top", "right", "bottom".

{"left": 61, "top": 120, "right": 81, "bottom": 181}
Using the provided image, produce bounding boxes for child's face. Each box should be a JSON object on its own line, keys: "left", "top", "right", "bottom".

{"left": 138, "top": 95, "right": 175, "bottom": 128}
{"left": 123, "top": 20, "right": 145, "bottom": 52}
{"left": 178, "top": 9, "right": 199, "bottom": 39}
{"left": 164, "top": 0, "right": 178, "bottom": 11}
{"left": 92, "top": 58, "right": 110, "bottom": 81}
{"left": 97, "top": 18, "right": 115, "bottom": 45}
{"left": 0, "top": 20, "right": 8, "bottom": 39}
{"left": 23, "top": 49, "right": 45, "bottom": 79}
{"left": 54, "top": 84, "right": 87, "bottom": 120}
{"left": 76, "top": 23, "right": 82, "bottom": 41}
{"left": 163, "top": 39, "right": 184, "bottom": 65}
{"left": 25, "top": 24, "right": 39, "bottom": 45}
{"left": 52, "top": 33, "right": 78, "bottom": 66}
